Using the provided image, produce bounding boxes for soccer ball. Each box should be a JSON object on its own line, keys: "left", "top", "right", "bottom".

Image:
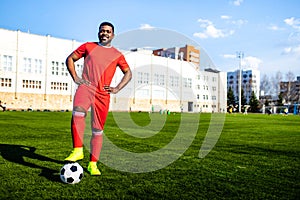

{"left": 60, "top": 162, "right": 84, "bottom": 184}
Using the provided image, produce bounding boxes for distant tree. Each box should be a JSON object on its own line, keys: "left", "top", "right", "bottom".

{"left": 265, "top": 98, "right": 270, "bottom": 106}
{"left": 227, "top": 87, "right": 235, "bottom": 106}
{"left": 277, "top": 93, "right": 284, "bottom": 106}
{"left": 241, "top": 88, "right": 247, "bottom": 106}
{"left": 249, "top": 91, "right": 259, "bottom": 112}
{"left": 274, "top": 71, "right": 283, "bottom": 96}
{"left": 285, "top": 71, "right": 295, "bottom": 104}
{"left": 286, "top": 71, "right": 295, "bottom": 82}
{"left": 260, "top": 74, "right": 271, "bottom": 95}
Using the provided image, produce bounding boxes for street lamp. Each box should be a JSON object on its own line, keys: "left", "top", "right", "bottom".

{"left": 237, "top": 51, "right": 244, "bottom": 113}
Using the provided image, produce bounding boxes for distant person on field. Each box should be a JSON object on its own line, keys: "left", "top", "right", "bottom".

{"left": 229, "top": 107, "right": 233, "bottom": 114}
{"left": 243, "top": 105, "right": 249, "bottom": 115}
{"left": 64, "top": 21, "right": 132, "bottom": 175}
{"left": 2, "top": 103, "right": 6, "bottom": 111}
{"left": 284, "top": 107, "right": 288, "bottom": 116}
{"left": 0, "top": 101, "right": 6, "bottom": 112}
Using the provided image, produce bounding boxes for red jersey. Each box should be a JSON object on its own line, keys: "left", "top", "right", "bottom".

{"left": 73, "top": 42, "right": 129, "bottom": 92}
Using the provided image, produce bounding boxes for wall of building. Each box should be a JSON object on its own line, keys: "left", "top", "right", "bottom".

{"left": 0, "top": 28, "right": 82, "bottom": 111}
{"left": 0, "top": 28, "right": 227, "bottom": 113}
{"left": 110, "top": 51, "right": 227, "bottom": 113}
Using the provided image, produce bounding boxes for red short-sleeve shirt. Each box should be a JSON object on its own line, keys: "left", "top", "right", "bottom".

{"left": 74, "top": 42, "right": 130, "bottom": 91}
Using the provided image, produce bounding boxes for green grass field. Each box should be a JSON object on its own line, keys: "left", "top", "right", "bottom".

{"left": 0, "top": 111, "right": 299, "bottom": 199}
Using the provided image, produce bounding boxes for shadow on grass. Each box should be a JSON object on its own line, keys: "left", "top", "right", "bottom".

{"left": 0, "top": 143, "right": 65, "bottom": 183}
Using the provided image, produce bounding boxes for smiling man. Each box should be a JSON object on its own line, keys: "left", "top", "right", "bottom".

{"left": 64, "top": 22, "right": 132, "bottom": 175}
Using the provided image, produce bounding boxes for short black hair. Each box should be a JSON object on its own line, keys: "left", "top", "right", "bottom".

{"left": 99, "top": 21, "right": 114, "bottom": 33}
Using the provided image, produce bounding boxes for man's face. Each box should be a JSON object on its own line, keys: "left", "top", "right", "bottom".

{"left": 98, "top": 25, "right": 114, "bottom": 46}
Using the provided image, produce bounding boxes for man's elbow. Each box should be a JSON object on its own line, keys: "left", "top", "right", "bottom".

{"left": 126, "top": 69, "right": 132, "bottom": 80}
{"left": 65, "top": 56, "right": 71, "bottom": 66}
{"left": 128, "top": 70, "right": 132, "bottom": 80}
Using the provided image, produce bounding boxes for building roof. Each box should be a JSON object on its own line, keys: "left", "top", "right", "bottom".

{"left": 204, "top": 68, "right": 220, "bottom": 73}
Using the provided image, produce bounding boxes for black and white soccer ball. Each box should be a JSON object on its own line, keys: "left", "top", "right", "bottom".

{"left": 60, "top": 162, "right": 84, "bottom": 184}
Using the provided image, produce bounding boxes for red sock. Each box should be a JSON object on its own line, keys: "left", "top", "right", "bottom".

{"left": 90, "top": 131, "right": 103, "bottom": 162}
{"left": 71, "top": 111, "right": 86, "bottom": 148}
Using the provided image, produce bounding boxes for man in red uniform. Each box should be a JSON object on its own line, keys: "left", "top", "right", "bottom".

{"left": 64, "top": 22, "right": 132, "bottom": 175}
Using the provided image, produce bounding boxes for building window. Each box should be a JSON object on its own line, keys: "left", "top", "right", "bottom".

{"left": 137, "top": 72, "right": 149, "bottom": 84}
{"left": 51, "top": 61, "right": 69, "bottom": 76}
{"left": 184, "top": 78, "right": 192, "bottom": 88}
{"left": 23, "top": 57, "right": 32, "bottom": 73}
{"left": 159, "top": 74, "right": 165, "bottom": 85}
{"left": 76, "top": 64, "right": 83, "bottom": 75}
{"left": 169, "top": 76, "right": 174, "bottom": 87}
{"left": 137, "top": 72, "right": 143, "bottom": 84}
{"left": 154, "top": 73, "right": 159, "bottom": 85}
{"left": 2, "top": 55, "right": 13, "bottom": 71}
{"left": 51, "top": 82, "right": 68, "bottom": 90}
{"left": 183, "top": 78, "right": 188, "bottom": 87}
{"left": 143, "top": 73, "right": 149, "bottom": 84}
{"left": 51, "top": 61, "right": 60, "bottom": 75}
{"left": 174, "top": 76, "right": 179, "bottom": 87}
{"left": 61, "top": 62, "right": 68, "bottom": 76}
{"left": 22, "top": 80, "right": 42, "bottom": 89}
{"left": 212, "top": 86, "right": 217, "bottom": 91}
{"left": 0, "top": 78, "right": 12, "bottom": 87}
{"left": 187, "top": 78, "right": 192, "bottom": 88}
{"left": 212, "top": 95, "right": 217, "bottom": 100}
{"left": 34, "top": 59, "right": 43, "bottom": 74}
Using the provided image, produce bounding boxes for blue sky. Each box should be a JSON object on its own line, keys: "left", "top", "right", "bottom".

{"left": 0, "top": 0, "right": 299, "bottom": 80}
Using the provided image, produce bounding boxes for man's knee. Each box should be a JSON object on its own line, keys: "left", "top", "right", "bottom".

{"left": 92, "top": 128, "right": 103, "bottom": 135}
{"left": 73, "top": 106, "right": 87, "bottom": 117}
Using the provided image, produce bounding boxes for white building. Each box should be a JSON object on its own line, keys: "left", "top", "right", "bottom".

{"left": 0, "top": 28, "right": 227, "bottom": 112}
{"left": 227, "top": 69, "right": 260, "bottom": 104}
{"left": 111, "top": 50, "right": 227, "bottom": 113}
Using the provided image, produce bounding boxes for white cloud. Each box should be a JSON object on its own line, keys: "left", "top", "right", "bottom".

{"left": 282, "top": 45, "right": 300, "bottom": 56}
{"left": 222, "top": 54, "right": 262, "bottom": 70}
{"left": 284, "top": 17, "right": 300, "bottom": 30}
{"left": 268, "top": 24, "right": 284, "bottom": 31}
{"left": 197, "top": 18, "right": 213, "bottom": 27}
{"left": 282, "top": 18, "right": 300, "bottom": 58}
{"left": 231, "top": 19, "right": 248, "bottom": 26}
{"left": 194, "top": 18, "right": 235, "bottom": 39}
{"left": 232, "top": 0, "right": 244, "bottom": 6}
{"left": 220, "top": 15, "right": 247, "bottom": 27}
{"left": 139, "top": 24, "right": 155, "bottom": 30}
{"left": 221, "top": 15, "right": 231, "bottom": 20}
{"left": 288, "top": 31, "right": 300, "bottom": 42}
{"left": 222, "top": 54, "right": 236, "bottom": 59}
{"left": 243, "top": 56, "right": 262, "bottom": 70}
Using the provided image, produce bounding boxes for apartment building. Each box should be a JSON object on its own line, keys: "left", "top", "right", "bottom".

{"left": 227, "top": 69, "right": 260, "bottom": 104}
{"left": 152, "top": 45, "right": 200, "bottom": 66}
{"left": 280, "top": 76, "right": 300, "bottom": 104}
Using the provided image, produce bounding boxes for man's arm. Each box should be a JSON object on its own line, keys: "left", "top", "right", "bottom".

{"left": 104, "top": 68, "right": 132, "bottom": 94}
{"left": 66, "top": 53, "right": 90, "bottom": 85}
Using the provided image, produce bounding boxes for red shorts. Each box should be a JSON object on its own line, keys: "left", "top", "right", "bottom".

{"left": 73, "top": 84, "right": 110, "bottom": 130}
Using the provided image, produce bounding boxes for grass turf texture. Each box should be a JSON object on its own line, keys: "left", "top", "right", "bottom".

{"left": 0, "top": 111, "right": 299, "bottom": 199}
